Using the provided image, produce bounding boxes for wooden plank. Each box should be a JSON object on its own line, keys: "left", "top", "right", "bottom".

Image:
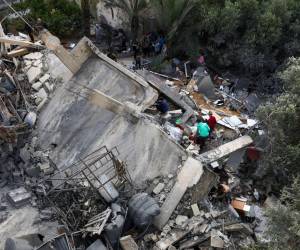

{"left": 0, "top": 37, "right": 44, "bottom": 48}
{"left": 7, "top": 48, "right": 29, "bottom": 57}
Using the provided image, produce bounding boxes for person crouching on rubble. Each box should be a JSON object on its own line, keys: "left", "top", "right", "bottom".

{"left": 207, "top": 111, "right": 217, "bottom": 136}
{"left": 156, "top": 98, "right": 169, "bottom": 114}
{"left": 195, "top": 117, "right": 210, "bottom": 152}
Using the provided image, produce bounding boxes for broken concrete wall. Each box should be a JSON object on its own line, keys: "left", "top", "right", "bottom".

{"left": 37, "top": 55, "right": 186, "bottom": 185}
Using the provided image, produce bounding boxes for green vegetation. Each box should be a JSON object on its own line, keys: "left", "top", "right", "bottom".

{"left": 10, "top": 0, "right": 82, "bottom": 37}
{"left": 266, "top": 177, "right": 300, "bottom": 249}
{"left": 256, "top": 58, "right": 300, "bottom": 249}
{"left": 257, "top": 58, "right": 300, "bottom": 187}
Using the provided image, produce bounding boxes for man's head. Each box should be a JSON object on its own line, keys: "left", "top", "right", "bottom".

{"left": 208, "top": 111, "right": 213, "bottom": 116}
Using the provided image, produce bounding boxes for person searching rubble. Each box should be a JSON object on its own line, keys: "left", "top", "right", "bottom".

{"left": 156, "top": 97, "right": 169, "bottom": 114}
{"left": 207, "top": 111, "right": 217, "bottom": 136}
{"left": 218, "top": 182, "right": 232, "bottom": 203}
{"left": 195, "top": 117, "right": 210, "bottom": 152}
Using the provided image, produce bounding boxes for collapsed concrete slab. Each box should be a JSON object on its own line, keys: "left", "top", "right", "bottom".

{"left": 37, "top": 36, "right": 190, "bottom": 184}
{"left": 153, "top": 157, "right": 204, "bottom": 229}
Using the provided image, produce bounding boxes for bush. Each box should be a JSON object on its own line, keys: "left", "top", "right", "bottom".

{"left": 8, "top": 0, "right": 82, "bottom": 38}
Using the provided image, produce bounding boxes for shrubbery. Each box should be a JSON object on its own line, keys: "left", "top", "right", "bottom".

{"left": 9, "top": 0, "right": 82, "bottom": 37}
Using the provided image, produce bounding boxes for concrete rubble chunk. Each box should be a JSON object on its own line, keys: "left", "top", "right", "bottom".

{"left": 43, "top": 81, "right": 53, "bottom": 92}
{"left": 39, "top": 73, "right": 50, "bottom": 83}
{"left": 224, "top": 223, "right": 253, "bottom": 235}
{"left": 156, "top": 229, "right": 191, "bottom": 250}
{"left": 7, "top": 187, "right": 31, "bottom": 208}
{"left": 198, "top": 135, "right": 253, "bottom": 164}
{"left": 32, "top": 81, "right": 43, "bottom": 91}
{"left": 191, "top": 203, "right": 201, "bottom": 216}
{"left": 26, "top": 65, "right": 43, "bottom": 83}
{"left": 87, "top": 239, "right": 108, "bottom": 250}
{"left": 33, "top": 59, "right": 42, "bottom": 67}
{"left": 120, "top": 235, "right": 139, "bottom": 250}
{"left": 175, "top": 215, "right": 188, "bottom": 226}
{"left": 36, "top": 88, "right": 48, "bottom": 100}
{"left": 23, "top": 52, "right": 43, "bottom": 60}
{"left": 153, "top": 183, "right": 165, "bottom": 194}
{"left": 210, "top": 230, "right": 225, "bottom": 248}
{"left": 154, "top": 157, "right": 204, "bottom": 230}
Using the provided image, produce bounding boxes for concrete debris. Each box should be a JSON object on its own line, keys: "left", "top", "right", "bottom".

{"left": 39, "top": 73, "right": 50, "bottom": 83}
{"left": 32, "top": 81, "right": 43, "bottom": 91}
{"left": 87, "top": 240, "right": 108, "bottom": 250}
{"left": 153, "top": 183, "right": 166, "bottom": 194}
{"left": 23, "top": 52, "right": 43, "bottom": 60}
{"left": 0, "top": 29, "right": 270, "bottom": 250}
{"left": 26, "top": 65, "right": 43, "bottom": 83}
{"left": 120, "top": 235, "right": 139, "bottom": 250}
{"left": 175, "top": 215, "right": 188, "bottom": 226}
{"left": 7, "top": 187, "right": 31, "bottom": 208}
{"left": 191, "top": 203, "right": 201, "bottom": 216}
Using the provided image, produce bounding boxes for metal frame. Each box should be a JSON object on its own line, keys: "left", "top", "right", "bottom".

{"left": 41, "top": 146, "right": 132, "bottom": 232}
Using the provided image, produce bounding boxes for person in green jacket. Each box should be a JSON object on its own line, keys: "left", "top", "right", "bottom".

{"left": 195, "top": 118, "right": 210, "bottom": 151}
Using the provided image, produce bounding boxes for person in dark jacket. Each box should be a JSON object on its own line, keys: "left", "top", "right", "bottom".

{"left": 156, "top": 98, "right": 169, "bottom": 114}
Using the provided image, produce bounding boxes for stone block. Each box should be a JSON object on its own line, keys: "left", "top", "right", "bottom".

{"left": 27, "top": 66, "right": 43, "bottom": 83}
{"left": 153, "top": 183, "right": 165, "bottom": 195}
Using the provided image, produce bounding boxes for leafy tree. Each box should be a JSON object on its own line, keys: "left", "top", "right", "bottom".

{"left": 104, "top": 0, "right": 148, "bottom": 40}
{"left": 256, "top": 57, "right": 300, "bottom": 187}
{"left": 266, "top": 176, "right": 300, "bottom": 249}
{"left": 10, "top": 0, "right": 82, "bottom": 37}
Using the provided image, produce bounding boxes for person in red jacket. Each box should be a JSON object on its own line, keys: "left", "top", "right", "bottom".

{"left": 207, "top": 111, "right": 217, "bottom": 135}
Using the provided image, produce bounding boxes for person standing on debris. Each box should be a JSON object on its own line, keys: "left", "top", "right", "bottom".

{"left": 195, "top": 118, "right": 210, "bottom": 151}
{"left": 207, "top": 111, "right": 217, "bottom": 135}
{"left": 156, "top": 98, "right": 169, "bottom": 114}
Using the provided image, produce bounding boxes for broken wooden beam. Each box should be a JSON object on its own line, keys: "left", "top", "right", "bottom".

{"left": 0, "top": 37, "right": 44, "bottom": 49}
{"left": 7, "top": 48, "right": 29, "bottom": 57}
{"left": 197, "top": 135, "right": 253, "bottom": 164}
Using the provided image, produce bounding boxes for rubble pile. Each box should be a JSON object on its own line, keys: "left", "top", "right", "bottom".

{"left": 0, "top": 30, "right": 272, "bottom": 250}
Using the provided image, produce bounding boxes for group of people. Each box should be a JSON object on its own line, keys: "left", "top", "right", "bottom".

{"left": 193, "top": 111, "right": 217, "bottom": 152}
{"left": 156, "top": 98, "right": 217, "bottom": 153}
{"left": 132, "top": 33, "right": 166, "bottom": 70}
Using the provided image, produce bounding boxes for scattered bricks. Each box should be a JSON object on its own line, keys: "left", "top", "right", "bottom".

{"left": 27, "top": 66, "right": 43, "bottom": 83}
{"left": 120, "top": 235, "right": 139, "bottom": 250}
{"left": 153, "top": 183, "right": 165, "bottom": 195}
{"left": 7, "top": 187, "right": 31, "bottom": 208}
{"left": 191, "top": 203, "right": 201, "bottom": 216}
